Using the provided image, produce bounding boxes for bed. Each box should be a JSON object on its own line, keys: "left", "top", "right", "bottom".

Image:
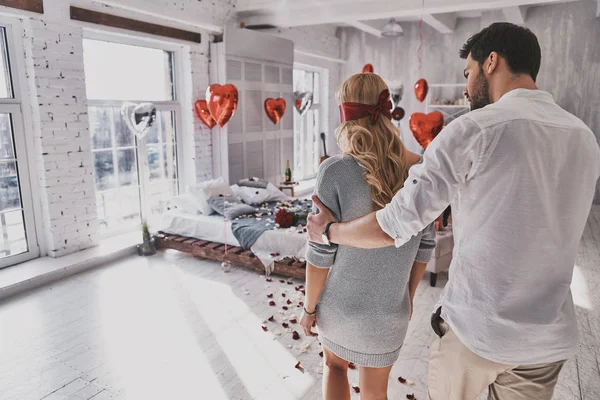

{"left": 155, "top": 199, "right": 310, "bottom": 279}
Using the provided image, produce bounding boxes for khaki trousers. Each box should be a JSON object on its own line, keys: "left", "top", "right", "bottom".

{"left": 428, "top": 308, "right": 565, "bottom": 400}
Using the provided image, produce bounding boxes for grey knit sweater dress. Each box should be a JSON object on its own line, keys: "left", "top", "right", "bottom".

{"left": 306, "top": 155, "right": 436, "bottom": 368}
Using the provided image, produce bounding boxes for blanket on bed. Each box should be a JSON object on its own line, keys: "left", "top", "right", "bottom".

{"left": 230, "top": 199, "right": 312, "bottom": 250}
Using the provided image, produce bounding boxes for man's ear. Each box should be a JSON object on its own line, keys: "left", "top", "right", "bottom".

{"left": 486, "top": 52, "right": 499, "bottom": 75}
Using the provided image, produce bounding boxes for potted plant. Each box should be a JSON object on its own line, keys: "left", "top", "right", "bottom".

{"left": 137, "top": 220, "right": 156, "bottom": 256}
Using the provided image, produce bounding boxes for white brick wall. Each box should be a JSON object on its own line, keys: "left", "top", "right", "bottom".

{"left": 190, "top": 44, "right": 213, "bottom": 183}
{"left": 23, "top": 17, "right": 99, "bottom": 257}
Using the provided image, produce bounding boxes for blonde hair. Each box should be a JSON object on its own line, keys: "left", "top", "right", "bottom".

{"left": 336, "top": 73, "right": 410, "bottom": 210}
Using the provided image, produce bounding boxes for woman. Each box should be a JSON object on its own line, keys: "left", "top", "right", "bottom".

{"left": 300, "top": 73, "right": 436, "bottom": 400}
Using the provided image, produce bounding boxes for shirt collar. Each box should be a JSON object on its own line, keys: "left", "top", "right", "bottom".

{"left": 497, "top": 88, "right": 555, "bottom": 103}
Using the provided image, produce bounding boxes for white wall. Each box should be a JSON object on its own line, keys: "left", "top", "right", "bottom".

{"left": 0, "top": 0, "right": 233, "bottom": 257}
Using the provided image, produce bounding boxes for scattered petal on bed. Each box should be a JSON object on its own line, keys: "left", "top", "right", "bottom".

{"left": 319, "top": 351, "right": 323, "bottom": 357}
{"left": 398, "top": 376, "right": 407, "bottom": 384}
{"left": 268, "top": 315, "right": 275, "bottom": 322}
{"left": 286, "top": 299, "right": 292, "bottom": 305}
{"left": 289, "top": 318, "right": 297, "bottom": 324}
{"left": 299, "top": 301, "right": 304, "bottom": 306}
{"left": 267, "top": 293, "right": 273, "bottom": 298}
{"left": 282, "top": 322, "right": 289, "bottom": 328}
{"left": 266, "top": 278, "right": 273, "bottom": 282}
{"left": 406, "top": 394, "right": 416, "bottom": 400}
{"left": 294, "top": 361, "right": 302, "bottom": 370}
{"left": 269, "top": 301, "right": 276, "bottom": 306}
{"left": 280, "top": 279, "right": 285, "bottom": 283}
{"left": 352, "top": 386, "right": 360, "bottom": 393}
{"left": 282, "top": 293, "right": 286, "bottom": 297}
{"left": 348, "top": 362, "right": 356, "bottom": 370}
{"left": 292, "top": 331, "right": 300, "bottom": 340}
{"left": 282, "top": 306, "right": 288, "bottom": 310}
{"left": 261, "top": 325, "right": 268, "bottom": 332}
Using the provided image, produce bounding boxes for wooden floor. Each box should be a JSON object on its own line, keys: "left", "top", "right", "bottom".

{"left": 0, "top": 207, "right": 598, "bottom": 400}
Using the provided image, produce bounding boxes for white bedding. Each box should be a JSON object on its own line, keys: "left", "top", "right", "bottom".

{"left": 161, "top": 210, "right": 308, "bottom": 273}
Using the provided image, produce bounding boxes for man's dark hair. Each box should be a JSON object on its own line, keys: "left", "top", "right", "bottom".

{"left": 459, "top": 22, "right": 541, "bottom": 81}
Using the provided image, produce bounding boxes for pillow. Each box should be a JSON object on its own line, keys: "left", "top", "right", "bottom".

{"left": 203, "top": 177, "right": 235, "bottom": 199}
{"left": 231, "top": 184, "right": 271, "bottom": 205}
{"left": 188, "top": 177, "right": 235, "bottom": 215}
{"left": 266, "top": 183, "right": 291, "bottom": 202}
{"left": 207, "top": 195, "right": 257, "bottom": 220}
{"left": 168, "top": 193, "right": 203, "bottom": 215}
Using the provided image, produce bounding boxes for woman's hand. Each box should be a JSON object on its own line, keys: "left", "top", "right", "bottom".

{"left": 300, "top": 310, "right": 318, "bottom": 337}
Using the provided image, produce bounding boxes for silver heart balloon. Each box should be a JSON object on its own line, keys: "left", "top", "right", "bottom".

{"left": 121, "top": 102, "right": 157, "bottom": 139}
{"left": 390, "top": 84, "right": 404, "bottom": 110}
{"left": 293, "top": 91, "right": 314, "bottom": 116}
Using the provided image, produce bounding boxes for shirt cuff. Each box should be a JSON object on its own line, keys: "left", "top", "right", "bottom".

{"left": 376, "top": 208, "right": 406, "bottom": 248}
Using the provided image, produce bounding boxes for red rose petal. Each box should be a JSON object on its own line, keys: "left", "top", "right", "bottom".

{"left": 299, "top": 301, "right": 304, "bottom": 306}
{"left": 398, "top": 376, "right": 407, "bottom": 384}
{"left": 279, "top": 279, "right": 285, "bottom": 283}
{"left": 286, "top": 299, "right": 292, "bottom": 305}
{"left": 406, "top": 394, "right": 415, "bottom": 400}
{"left": 287, "top": 281, "right": 293, "bottom": 285}
{"left": 282, "top": 293, "right": 286, "bottom": 297}
{"left": 267, "top": 293, "right": 274, "bottom": 298}
{"left": 292, "top": 331, "right": 300, "bottom": 340}
{"left": 294, "top": 361, "right": 302, "bottom": 370}
{"left": 261, "top": 325, "right": 268, "bottom": 332}
{"left": 268, "top": 316, "right": 275, "bottom": 322}
{"left": 269, "top": 301, "right": 276, "bottom": 306}
{"left": 289, "top": 318, "right": 297, "bottom": 323}
{"left": 319, "top": 351, "right": 323, "bottom": 357}
{"left": 295, "top": 286, "right": 300, "bottom": 291}
{"left": 282, "top": 306, "right": 288, "bottom": 310}
{"left": 301, "top": 290, "right": 306, "bottom": 295}
{"left": 282, "top": 322, "right": 289, "bottom": 328}
{"left": 352, "top": 386, "right": 360, "bottom": 393}
{"left": 348, "top": 362, "right": 356, "bottom": 370}
{"left": 266, "top": 278, "right": 273, "bottom": 282}
{"left": 298, "top": 285, "right": 304, "bottom": 289}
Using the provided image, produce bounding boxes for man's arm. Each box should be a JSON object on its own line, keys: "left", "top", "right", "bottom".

{"left": 307, "top": 116, "right": 485, "bottom": 247}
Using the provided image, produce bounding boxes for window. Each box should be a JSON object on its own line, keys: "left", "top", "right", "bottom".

{"left": 0, "top": 22, "right": 39, "bottom": 268}
{"left": 83, "top": 38, "right": 180, "bottom": 236}
{"left": 293, "top": 68, "right": 322, "bottom": 181}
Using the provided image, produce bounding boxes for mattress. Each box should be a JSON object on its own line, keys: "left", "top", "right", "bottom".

{"left": 161, "top": 210, "right": 308, "bottom": 273}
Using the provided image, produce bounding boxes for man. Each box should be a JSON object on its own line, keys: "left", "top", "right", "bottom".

{"left": 306, "top": 22, "right": 600, "bottom": 400}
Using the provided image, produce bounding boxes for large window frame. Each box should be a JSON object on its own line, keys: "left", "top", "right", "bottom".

{"left": 83, "top": 30, "right": 188, "bottom": 236}
{"left": 293, "top": 63, "right": 328, "bottom": 182}
{"left": 0, "top": 16, "right": 40, "bottom": 268}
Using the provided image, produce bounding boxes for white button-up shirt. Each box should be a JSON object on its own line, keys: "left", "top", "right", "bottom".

{"left": 376, "top": 89, "right": 600, "bottom": 365}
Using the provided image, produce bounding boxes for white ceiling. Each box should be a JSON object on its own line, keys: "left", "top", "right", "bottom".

{"left": 236, "top": 0, "right": 585, "bottom": 36}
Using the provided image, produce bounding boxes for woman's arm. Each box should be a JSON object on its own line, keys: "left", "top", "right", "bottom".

{"left": 300, "top": 262, "right": 329, "bottom": 336}
{"left": 305, "top": 262, "right": 329, "bottom": 313}
{"left": 408, "top": 261, "right": 428, "bottom": 319}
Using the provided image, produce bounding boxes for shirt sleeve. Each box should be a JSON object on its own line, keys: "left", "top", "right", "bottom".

{"left": 305, "top": 162, "right": 341, "bottom": 268}
{"left": 415, "top": 223, "right": 436, "bottom": 263}
{"left": 376, "top": 116, "right": 486, "bottom": 247}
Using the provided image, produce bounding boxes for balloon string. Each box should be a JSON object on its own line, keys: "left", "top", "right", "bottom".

{"left": 223, "top": 203, "right": 228, "bottom": 257}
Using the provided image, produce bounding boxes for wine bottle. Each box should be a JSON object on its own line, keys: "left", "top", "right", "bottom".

{"left": 285, "top": 160, "right": 292, "bottom": 183}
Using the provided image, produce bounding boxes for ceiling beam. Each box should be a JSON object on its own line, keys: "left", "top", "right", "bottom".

{"left": 422, "top": 13, "right": 456, "bottom": 33}
{"left": 346, "top": 21, "right": 382, "bottom": 37}
{"left": 502, "top": 6, "right": 527, "bottom": 24}
{"left": 240, "top": 0, "right": 572, "bottom": 28}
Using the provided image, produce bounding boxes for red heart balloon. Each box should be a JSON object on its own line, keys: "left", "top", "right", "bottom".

{"left": 206, "top": 84, "right": 238, "bottom": 128}
{"left": 409, "top": 111, "right": 444, "bottom": 150}
{"left": 194, "top": 100, "right": 216, "bottom": 129}
{"left": 392, "top": 107, "right": 405, "bottom": 121}
{"left": 362, "top": 63, "right": 374, "bottom": 73}
{"left": 265, "top": 98, "right": 286, "bottom": 125}
{"left": 414, "top": 78, "right": 429, "bottom": 102}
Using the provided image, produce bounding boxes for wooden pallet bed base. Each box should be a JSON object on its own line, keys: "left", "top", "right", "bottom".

{"left": 154, "top": 232, "right": 307, "bottom": 280}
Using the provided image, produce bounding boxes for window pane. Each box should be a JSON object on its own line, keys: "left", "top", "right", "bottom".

{"left": 0, "top": 161, "right": 20, "bottom": 212}
{"left": 0, "top": 114, "right": 15, "bottom": 160}
{"left": 0, "top": 210, "right": 27, "bottom": 257}
{"left": 114, "top": 108, "right": 134, "bottom": 147}
{"left": 89, "top": 107, "right": 114, "bottom": 150}
{"left": 83, "top": 39, "right": 174, "bottom": 101}
{"left": 117, "top": 149, "right": 137, "bottom": 186}
{"left": 147, "top": 145, "right": 163, "bottom": 181}
{"left": 163, "top": 144, "right": 177, "bottom": 180}
{"left": 93, "top": 151, "right": 116, "bottom": 191}
{"left": 0, "top": 28, "right": 13, "bottom": 99}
